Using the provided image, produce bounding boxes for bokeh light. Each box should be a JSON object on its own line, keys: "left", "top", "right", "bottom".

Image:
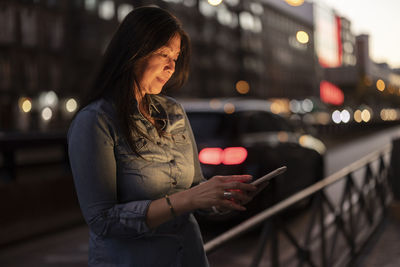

{"left": 361, "top": 109, "right": 371, "bottom": 122}
{"left": 208, "top": 0, "right": 223, "bottom": 6}
{"left": 341, "top": 110, "right": 351, "bottom": 123}
{"left": 19, "top": 97, "right": 32, "bottom": 113}
{"left": 285, "top": 0, "right": 304, "bottom": 6}
{"left": 296, "top": 31, "right": 309, "bottom": 44}
{"left": 66, "top": 98, "right": 78, "bottom": 113}
{"left": 209, "top": 98, "right": 222, "bottom": 110}
{"left": 376, "top": 79, "right": 385, "bottom": 91}
{"left": 235, "top": 80, "right": 250, "bottom": 94}
{"left": 41, "top": 107, "right": 53, "bottom": 121}
{"left": 332, "top": 110, "right": 341, "bottom": 124}
{"left": 354, "top": 110, "right": 362, "bottom": 123}
{"left": 301, "top": 98, "right": 313, "bottom": 112}
{"left": 289, "top": 99, "right": 301, "bottom": 113}
{"left": 224, "top": 103, "right": 235, "bottom": 114}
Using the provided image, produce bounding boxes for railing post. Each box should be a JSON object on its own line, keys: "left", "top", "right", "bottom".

{"left": 318, "top": 192, "right": 327, "bottom": 267}
{"left": 251, "top": 220, "right": 271, "bottom": 267}
{"left": 347, "top": 174, "right": 356, "bottom": 257}
{"left": 389, "top": 138, "right": 400, "bottom": 200}
{"left": 270, "top": 218, "right": 279, "bottom": 267}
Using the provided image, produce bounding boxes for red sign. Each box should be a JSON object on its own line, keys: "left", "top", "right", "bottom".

{"left": 320, "top": 80, "right": 344, "bottom": 105}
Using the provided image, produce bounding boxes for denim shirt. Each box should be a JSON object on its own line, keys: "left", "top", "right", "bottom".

{"left": 67, "top": 95, "right": 209, "bottom": 267}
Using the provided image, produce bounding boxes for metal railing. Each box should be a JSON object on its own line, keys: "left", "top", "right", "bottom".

{"left": 204, "top": 144, "right": 393, "bottom": 267}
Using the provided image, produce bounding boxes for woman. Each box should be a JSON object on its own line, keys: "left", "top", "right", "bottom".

{"left": 68, "top": 6, "right": 256, "bottom": 266}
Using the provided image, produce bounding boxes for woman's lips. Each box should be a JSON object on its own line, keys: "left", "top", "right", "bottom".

{"left": 157, "top": 77, "right": 167, "bottom": 84}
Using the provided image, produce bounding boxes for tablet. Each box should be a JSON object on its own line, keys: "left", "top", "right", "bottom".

{"left": 251, "top": 166, "right": 287, "bottom": 187}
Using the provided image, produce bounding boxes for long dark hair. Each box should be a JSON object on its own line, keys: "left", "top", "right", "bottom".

{"left": 79, "top": 6, "right": 191, "bottom": 154}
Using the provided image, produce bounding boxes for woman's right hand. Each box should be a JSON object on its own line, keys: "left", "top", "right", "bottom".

{"left": 187, "top": 175, "right": 257, "bottom": 212}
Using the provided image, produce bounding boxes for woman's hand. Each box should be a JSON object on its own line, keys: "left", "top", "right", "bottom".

{"left": 187, "top": 175, "right": 257, "bottom": 212}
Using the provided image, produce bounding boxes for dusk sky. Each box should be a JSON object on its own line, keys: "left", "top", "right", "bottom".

{"left": 316, "top": 0, "right": 400, "bottom": 68}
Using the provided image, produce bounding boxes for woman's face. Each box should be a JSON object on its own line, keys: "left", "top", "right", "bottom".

{"left": 135, "top": 34, "right": 181, "bottom": 96}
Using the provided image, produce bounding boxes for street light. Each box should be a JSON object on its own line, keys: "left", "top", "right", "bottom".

{"left": 296, "top": 30, "right": 309, "bottom": 44}
{"left": 208, "top": 0, "right": 223, "bottom": 6}
{"left": 376, "top": 79, "right": 385, "bottom": 91}
{"left": 285, "top": 0, "right": 304, "bottom": 7}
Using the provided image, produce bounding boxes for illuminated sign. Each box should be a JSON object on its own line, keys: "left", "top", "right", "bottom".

{"left": 320, "top": 80, "right": 344, "bottom": 105}
{"left": 314, "top": 4, "right": 341, "bottom": 67}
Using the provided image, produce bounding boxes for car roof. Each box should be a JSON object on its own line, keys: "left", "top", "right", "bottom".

{"left": 178, "top": 98, "right": 272, "bottom": 113}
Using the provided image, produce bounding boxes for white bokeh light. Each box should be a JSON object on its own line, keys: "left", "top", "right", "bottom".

{"left": 66, "top": 98, "right": 78, "bottom": 113}
{"left": 41, "top": 107, "right": 53, "bottom": 121}
{"left": 340, "top": 109, "right": 351, "bottom": 123}
{"left": 332, "top": 110, "right": 341, "bottom": 124}
{"left": 302, "top": 98, "right": 313, "bottom": 113}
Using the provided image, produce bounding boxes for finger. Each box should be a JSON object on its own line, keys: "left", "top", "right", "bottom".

{"left": 226, "top": 191, "right": 252, "bottom": 203}
{"left": 223, "top": 181, "right": 257, "bottom": 192}
{"left": 220, "top": 200, "right": 246, "bottom": 211}
{"left": 219, "top": 175, "right": 252, "bottom": 183}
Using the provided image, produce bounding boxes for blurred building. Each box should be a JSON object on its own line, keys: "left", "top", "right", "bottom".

{"left": 260, "top": 0, "right": 317, "bottom": 100}
{"left": 2, "top": 0, "right": 400, "bottom": 131}
{"left": 0, "top": 0, "right": 71, "bottom": 131}
{"left": 0, "top": 0, "right": 320, "bottom": 131}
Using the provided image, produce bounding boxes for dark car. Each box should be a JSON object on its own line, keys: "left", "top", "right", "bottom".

{"left": 180, "top": 98, "right": 326, "bottom": 220}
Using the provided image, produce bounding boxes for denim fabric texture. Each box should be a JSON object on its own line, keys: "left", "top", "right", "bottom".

{"left": 67, "top": 95, "right": 209, "bottom": 267}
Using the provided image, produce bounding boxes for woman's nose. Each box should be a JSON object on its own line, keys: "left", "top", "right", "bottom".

{"left": 165, "top": 58, "right": 175, "bottom": 72}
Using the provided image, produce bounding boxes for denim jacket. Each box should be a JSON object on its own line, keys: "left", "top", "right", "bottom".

{"left": 67, "top": 95, "right": 209, "bottom": 267}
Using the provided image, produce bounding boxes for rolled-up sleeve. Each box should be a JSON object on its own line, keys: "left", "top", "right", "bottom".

{"left": 67, "top": 109, "right": 151, "bottom": 238}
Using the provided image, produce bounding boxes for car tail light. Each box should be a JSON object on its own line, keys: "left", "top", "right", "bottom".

{"left": 199, "top": 147, "right": 223, "bottom": 165}
{"left": 199, "top": 147, "right": 247, "bottom": 165}
{"left": 222, "top": 147, "right": 247, "bottom": 165}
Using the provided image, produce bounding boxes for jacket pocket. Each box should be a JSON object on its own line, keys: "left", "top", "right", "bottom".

{"left": 172, "top": 132, "right": 189, "bottom": 145}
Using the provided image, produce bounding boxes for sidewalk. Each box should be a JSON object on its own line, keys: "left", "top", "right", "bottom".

{"left": 355, "top": 201, "right": 400, "bottom": 267}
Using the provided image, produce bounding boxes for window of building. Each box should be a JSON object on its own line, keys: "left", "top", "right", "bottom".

{"left": 49, "top": 63, "right": 60, "bottom": 90}
{"left": 50, "top": 17, "right": 63, "bottom": 49}
{"left": 0, "top": 6, "right": 15, "bottom": 44}
{"left": 0, "top": 57, "right": 11, "bottom": 90}
{"left": 25, "top": 60, "right": 38, "bottom": 92}
{"left": 20, "top": 8, "right": 37, "bottom": 46}
{"left": 99, "top": 0, "right": 115, "bottom": 20}
{"left": 117, "top": 3, "right": 133, "bottom": 22}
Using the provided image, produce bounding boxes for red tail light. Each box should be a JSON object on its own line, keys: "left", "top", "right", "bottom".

{"left": 199, "top": 147, "right": 223, "bottom": 165}
{"left": 199, "top": 147, "right": 247, "bottom": 165}
{"left": 222, "top": 147, "right": 248, "bottom": 165}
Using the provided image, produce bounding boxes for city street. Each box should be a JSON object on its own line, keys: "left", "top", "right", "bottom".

{"left": 2, "top": 0, "right": 400, "bottom": 266}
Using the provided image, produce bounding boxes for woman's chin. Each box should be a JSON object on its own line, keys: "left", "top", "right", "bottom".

{"left": 148, "top": 87, "right": 163, "bottom": 95}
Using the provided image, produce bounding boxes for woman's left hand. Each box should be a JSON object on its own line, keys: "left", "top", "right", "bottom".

{"left": 187, "top": 175, "right": 257, "bottom": 212}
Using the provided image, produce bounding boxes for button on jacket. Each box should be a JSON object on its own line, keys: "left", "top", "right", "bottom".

{"left": 67, "top": 95, "right": 209, "bottom": 267}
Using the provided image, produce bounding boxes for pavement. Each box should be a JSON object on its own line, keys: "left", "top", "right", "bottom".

{"left": 354, "top": 201, "right": 400, "bottom": 267}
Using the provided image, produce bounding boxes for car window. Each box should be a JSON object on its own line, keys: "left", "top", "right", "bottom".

{"left": 186, "top": 112, "right": 235, "bottom": 140}
{"left": 240, "top": 111, "right": 293, "bottom": 133}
